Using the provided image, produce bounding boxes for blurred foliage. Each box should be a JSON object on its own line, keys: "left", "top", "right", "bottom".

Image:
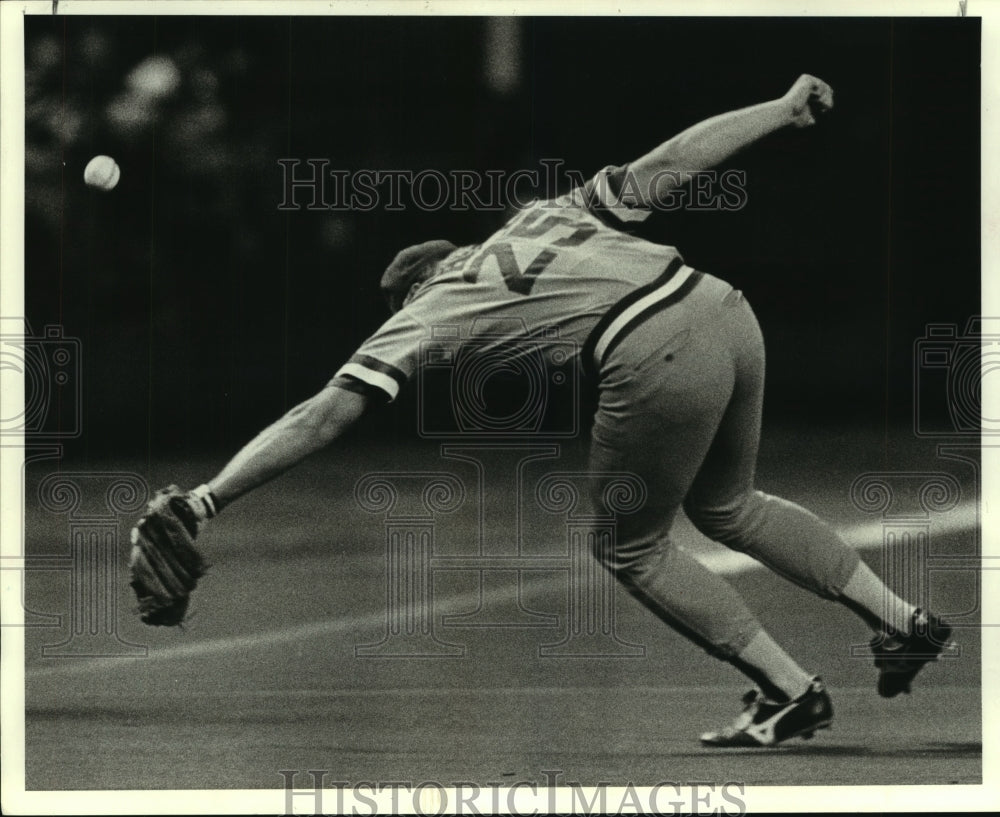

{"left": 27, "top": 18, "right": 279, "bottom": 273}
{"left": 23, "top": 16, "right": 503, "bottom": 454}
{"left": 22, "top": 16, "right": 980, "bottom": 456}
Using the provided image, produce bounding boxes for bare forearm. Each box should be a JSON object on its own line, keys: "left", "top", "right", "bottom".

{"left": 629, "top": 75, "right": 834, "bottom": 204}
{"left": 207, "top": 386, "right": 367, "bottom": 511}
{"left": 648, "top": 100, "right": 790, "bottom": 172}
{"left": 630, "top": 99, "right": 792, "bottom": 203}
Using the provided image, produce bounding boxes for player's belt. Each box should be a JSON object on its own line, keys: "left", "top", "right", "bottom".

{"left": 583, "top": 258, "right": 703, "bottom": 376}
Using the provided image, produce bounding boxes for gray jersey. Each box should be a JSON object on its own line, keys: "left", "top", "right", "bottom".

{"left": 332, "top": 166, "right": 698, "bottom": 401}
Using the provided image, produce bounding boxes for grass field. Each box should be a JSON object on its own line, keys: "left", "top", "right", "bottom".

{"left": 14, "top": 426, "right": 985, "bottom": 804}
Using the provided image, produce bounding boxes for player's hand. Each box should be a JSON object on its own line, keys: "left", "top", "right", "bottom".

{"left": 781, "top": 74, "right": 834, "bottom": 128}
{"left": 128, "top": 485, "right": 209, "bottom": 626}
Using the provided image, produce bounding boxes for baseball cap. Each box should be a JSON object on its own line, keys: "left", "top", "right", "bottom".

{"left": 380, "top": 239, "right": 458, "bottom": 313}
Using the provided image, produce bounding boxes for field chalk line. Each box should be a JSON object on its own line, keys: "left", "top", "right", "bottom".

{"left": 25, "top": 500, "right": 978, "bottom": 678}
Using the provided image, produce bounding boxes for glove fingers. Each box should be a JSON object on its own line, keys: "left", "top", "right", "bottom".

{"left": 143, "top": 596, "right": 189, "bottom": 627}
{"left": 141, "top": 513, "right": 200, "bottom": 590}
{"left": 136, "top": 515, "right": 196, "bottom": 595}
{"left": 128, "top": 486, "right": 209, "bottom": 627}
{"left": 128, "top": 543, "right": 175, "bottom": 599}
{"left": 129, "top": 545, "right": 187, "bottom": 625}
{"left": 151, "top": 494, "right": 207, "bottom": 576}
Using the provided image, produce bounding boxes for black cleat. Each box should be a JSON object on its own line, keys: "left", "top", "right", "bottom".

{"left": 871, "top": 608, "right": 955, "bottom": 698}
{"left": 700, "top": 677, "right": 833, "bottom": 747}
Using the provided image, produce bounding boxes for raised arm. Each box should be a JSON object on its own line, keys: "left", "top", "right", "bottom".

{"left": 628, "top": 74, "right": 834, "bottom": 204}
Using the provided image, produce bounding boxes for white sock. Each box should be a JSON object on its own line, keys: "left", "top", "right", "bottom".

{"left": 736, "top": 630, "right": 815, "bottom": 701}
{"left": 842, "top": 562, "right": 916, "bottom": 635}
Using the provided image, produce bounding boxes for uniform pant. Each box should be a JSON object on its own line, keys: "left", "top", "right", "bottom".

{"left": 588, "top": 272, "right": 860, "bottom": 660}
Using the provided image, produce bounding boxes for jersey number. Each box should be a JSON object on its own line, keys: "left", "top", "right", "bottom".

{"left": 463, "top": 214, "right": 597, "bottom": 295}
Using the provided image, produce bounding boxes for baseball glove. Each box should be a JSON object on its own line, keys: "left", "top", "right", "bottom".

{"left": 129, "top": 485, "right": 208, "bottom": 626}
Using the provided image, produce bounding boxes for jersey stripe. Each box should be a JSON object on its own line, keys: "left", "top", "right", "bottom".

{"left": 350, "top": 353, "right": 406, "bottom": 381}
{"left": 599, "top": 269, "right": 704, "bottom": 365}
{"left": 594, "top": 264, "right": 696, "bottom": 361}
{"left": 595, "top": 176, "right": 652, "bottom": 223}
{"left": 582, "top": 257, "right": 683, "bottom": 372}
{"left": 582, "top": 259, "right": 703, "bottom": 376}
{"left": 584, "top": 165, "right": 653, "bottom": 225}
{"left": 329, "top": 374, "right": 381, "bottom": 398}
{"left": 333, "top": 354, "right": 407, "bottom": 400}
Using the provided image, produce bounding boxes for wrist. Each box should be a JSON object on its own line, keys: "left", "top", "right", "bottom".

{"left": 767, "top": 97, "right": 796, "bottom": 128}
{"left": 188, "top": 483, "right": 220, "bottom": 523}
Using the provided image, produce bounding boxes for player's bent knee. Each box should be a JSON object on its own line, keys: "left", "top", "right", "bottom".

{"left": 589, "top": 530, "right": 670, "bottom": 575}
{"left": 599, "top": 546, "right": 758, "bottom": 663}
{"left": 683, "top": 490, "right": 764, "bottom": 551}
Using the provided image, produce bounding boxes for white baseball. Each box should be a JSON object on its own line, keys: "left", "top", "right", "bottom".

{"left": 83, "top": 155, "right": 121, "bottom": 191}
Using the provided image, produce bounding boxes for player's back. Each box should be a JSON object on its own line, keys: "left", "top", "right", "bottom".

{"left": 405, "top": 184, "right": 685, "bottom": 349}
{"left": 333, "top": 169, "right": 698, "bottom": 403}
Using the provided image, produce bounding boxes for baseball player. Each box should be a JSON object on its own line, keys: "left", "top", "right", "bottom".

{"left": 130, "top": 74, "right": 955, "bottom": 747}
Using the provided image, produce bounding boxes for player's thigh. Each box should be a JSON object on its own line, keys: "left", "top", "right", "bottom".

{"left": 589, "top": 305, "right": 737, "bottom": 536}
{"left": 684, "top": 291, "right": 767, "bottom": 513}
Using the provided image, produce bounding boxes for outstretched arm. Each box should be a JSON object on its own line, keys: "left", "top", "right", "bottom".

{"left": 188, "top": 307, "right": 425, "bottom": 522}
{"left": 628, "top": 74, "right": 834, "bottom": 204}
{"left": 126, "top": 382, "right": 369, "bottom": 626}
{"left": 205, "top": 385, "right": 369, "bottom": 513}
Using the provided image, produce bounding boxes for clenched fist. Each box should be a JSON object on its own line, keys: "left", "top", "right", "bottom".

{"left": 782, "top": 74, "right": 834, "bottom": 128}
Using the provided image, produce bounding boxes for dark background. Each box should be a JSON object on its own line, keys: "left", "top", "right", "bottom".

{"left": 23, "top": 16, "right": 980, "bottom": 459}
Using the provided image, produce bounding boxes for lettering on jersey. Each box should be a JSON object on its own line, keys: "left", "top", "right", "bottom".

{"left": 461, "top": 243, "right": 551, "bottom": 294}
{"left": 510, "top": 213, "right": 597, "bottom": 247}
{"left": 462, "top": 210, "right": 597, "bottom": 295}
